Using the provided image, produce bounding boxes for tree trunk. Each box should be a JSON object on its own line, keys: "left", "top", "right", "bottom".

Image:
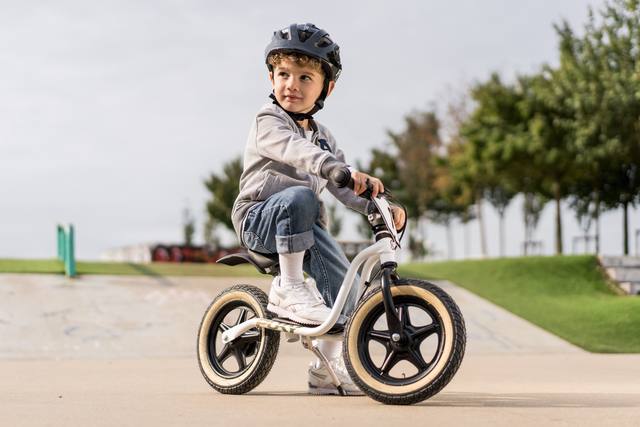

{"left": 623, "top": 198, "right": 629, "bottom": 255}
{"left": 594, "top": 190, "right": 600, "bottom": 254}
{"left": 553, "top": 179, "right": 563, "bottom": 254}
{"left": 476, "top": 189, "right": 487, "bottom": 258}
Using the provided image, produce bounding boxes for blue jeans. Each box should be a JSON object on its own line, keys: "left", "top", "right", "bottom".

{"left": 242, "top": 186, "right": 358, "bottom": 316}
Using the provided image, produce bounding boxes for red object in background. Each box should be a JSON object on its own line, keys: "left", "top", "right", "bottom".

{"left": 150, "top": 245, "right": 246, "bottom": 263}
{"left": 153, "top": 246, "right": 170, "bottom": 262}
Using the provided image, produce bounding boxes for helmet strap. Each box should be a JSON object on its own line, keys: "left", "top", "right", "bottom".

{"left": 269, "top": 93, "right": 316, "bottom": 122}
{"left": 305, "top": 78, "right": 330, "bottom": 116}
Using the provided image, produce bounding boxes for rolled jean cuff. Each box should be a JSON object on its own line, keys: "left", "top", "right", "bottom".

{"left": 276, "top": 230, "right": 314, "bottom": 254}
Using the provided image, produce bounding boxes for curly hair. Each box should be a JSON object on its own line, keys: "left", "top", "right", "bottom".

{"left": 267, "top": 51, "right": 326, "bottom": 78}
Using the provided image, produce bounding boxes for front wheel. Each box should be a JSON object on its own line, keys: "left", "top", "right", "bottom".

{"left": 197, "top": 284, "right": 280, "bottom": 394}
{"left": 343, "top": 278, "right": 466, "bottom": 405}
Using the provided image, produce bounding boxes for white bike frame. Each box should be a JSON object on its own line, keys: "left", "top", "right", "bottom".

{"left": 221, "top": 195, "right": 400, "bottom": 344}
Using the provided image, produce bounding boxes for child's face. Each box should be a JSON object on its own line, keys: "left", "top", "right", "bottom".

{"left": 270, "top": 59, "right": 334, "bottom": 114}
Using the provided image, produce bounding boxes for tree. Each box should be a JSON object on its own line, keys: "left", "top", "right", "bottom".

{"left": 204, "top": 157, "right": 243, "bottom": 233}
{"left": 391, "top": 111, "right": 443, "bottom": 220}
{"left": 203, "top": 216, "right": 220, "bottom": 247}
{"left": 485, "top": 182, "right": 516, "bottom": 257}
{"left": 428, "top": 148, "right": 473, "bottom": 259}
{"left": 520, "top": 72, "right": 580, "bottom": 255}
{"left": 357, "top": 112, "right": 442, "bottom": 257}
{"left": 554, "top": 0, "right": 640, "bottom": 254}
{"left": 523, "top": 190, "right": 547, "bottom": 255}
{"left": 569, "top": 190, "right": 595, "bottom": 253}
{"left": 459, "top": 74, "right": 531, "bottom": 256}
{"left": 183, "top": 206, "right": 195, "bottom": 246}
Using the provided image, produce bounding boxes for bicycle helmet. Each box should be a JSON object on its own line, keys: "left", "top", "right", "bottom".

{"left": 265, "top": 23, "right": 342, "bottom": 118}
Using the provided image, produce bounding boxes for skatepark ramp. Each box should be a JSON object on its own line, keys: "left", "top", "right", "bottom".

{"left": 600, "top": 256, "right": 640, "bottom": 295}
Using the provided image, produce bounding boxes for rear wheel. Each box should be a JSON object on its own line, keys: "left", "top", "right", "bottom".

{"left": 344, "top": 278, "right": 466, "bottom": 405}
{"left": 197, "top": 285, "right": 280, "bottom": 394}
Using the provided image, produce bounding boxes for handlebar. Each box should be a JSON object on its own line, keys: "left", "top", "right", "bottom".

{"left": 330, "top": 167, "right": 354, "bottom": 190}
{"left": 330, "top": 166, "right": 389, "bottom": 199}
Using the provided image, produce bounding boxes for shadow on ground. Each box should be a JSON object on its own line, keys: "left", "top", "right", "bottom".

{"left": 419, "top": 392, "right": 640, "bottom": 408}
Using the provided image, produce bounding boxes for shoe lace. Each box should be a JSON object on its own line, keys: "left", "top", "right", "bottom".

{"left": 293, "top": 279, "right": 325, "bottom": 306}
{"left": 330, "top": 358, "right": 353, "bottom": 382}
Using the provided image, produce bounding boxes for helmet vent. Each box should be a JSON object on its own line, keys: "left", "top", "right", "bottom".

{"left": 315, "top": 35, "right": 333, "bottom": 48}
{"left": 298, "top": 29, "right": 313, "bottom": 43}
{"left": 280, "top": 29, "right": 291, "bottom": 40}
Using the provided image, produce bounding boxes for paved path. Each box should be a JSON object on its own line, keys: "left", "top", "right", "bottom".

{"left": 1, "top": 273, "right": 637, "bottom": 426}
{"left": 1, "top": 354, "right": 638, "bottom": 426}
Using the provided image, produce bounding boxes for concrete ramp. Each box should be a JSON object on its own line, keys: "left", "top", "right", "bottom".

{"left": 0, "top": 274, "right": 581, "bottom": 359}
{"left": 0, "top": 274, "right": 272, "bottom": 359}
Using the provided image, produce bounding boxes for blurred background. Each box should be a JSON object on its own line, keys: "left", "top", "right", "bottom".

{"left": 2, "top": 0, "right": 637, "bottom": 261}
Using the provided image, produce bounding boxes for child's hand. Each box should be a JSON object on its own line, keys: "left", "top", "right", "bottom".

{"left": 351, "top": 171, "right": 384, "bottom": 197}
{"left": 390, "top": 206, "right": 406, "bottom": 230}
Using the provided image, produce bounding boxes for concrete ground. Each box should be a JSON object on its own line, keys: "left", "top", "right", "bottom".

{"left": 1, "top": 274, "right": 638, "bottom": 426}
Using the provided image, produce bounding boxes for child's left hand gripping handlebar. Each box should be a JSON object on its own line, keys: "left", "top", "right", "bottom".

{"left": 330, "top": 167, "right": 390, "bottom": 199}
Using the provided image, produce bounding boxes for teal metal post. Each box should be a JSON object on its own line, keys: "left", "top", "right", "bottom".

{"left": 58, "top": 227, "right": 65, "bottom": 261}
{"left": 57, "top": 223, "right": 76, "bottom": 277}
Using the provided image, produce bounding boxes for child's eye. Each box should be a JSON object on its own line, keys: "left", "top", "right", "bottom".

{"left": 278, "top": 71, "right": 289, "bottom": 77}
{"left": 301, "top": 75, "right": 311, "bottom": 81}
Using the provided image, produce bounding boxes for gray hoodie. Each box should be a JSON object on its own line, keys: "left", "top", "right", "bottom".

{"left": 232, "top": 103, "right": 372, "bottom": 244}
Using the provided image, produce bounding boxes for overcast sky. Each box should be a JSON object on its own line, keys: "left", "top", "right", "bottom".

{"left": 2, "top": 0, "right": 637, "bottom": 260}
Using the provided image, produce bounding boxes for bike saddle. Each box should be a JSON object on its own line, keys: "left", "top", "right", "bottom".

{"left": 216, "top": 250, "right": 280, "bottom": 275}
{"left": 217, "top": 250, "right": 311, "bottom": 276}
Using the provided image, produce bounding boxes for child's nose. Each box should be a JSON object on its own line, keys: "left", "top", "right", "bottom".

{"left": 286, "top": 77, "right": 297, "bottom": 91}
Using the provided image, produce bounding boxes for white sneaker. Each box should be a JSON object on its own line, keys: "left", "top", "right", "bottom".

{"left": 307, "top": 358, "right": 363, "bottom": 396}
{"left": 267, "top": 277, "right": 331, "bottom": 325}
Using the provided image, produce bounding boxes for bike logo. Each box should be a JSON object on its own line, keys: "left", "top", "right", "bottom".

{"left": 256, "top": 320, "right": 300, "bottom": 333}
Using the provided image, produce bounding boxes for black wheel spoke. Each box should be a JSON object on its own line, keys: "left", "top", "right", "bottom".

{"left": 411, "top": 323, "right": 440, "bottom": 343}
{"left": 218, "top": 322, "right": 231, "bottom": 333}
{"left": 236, "top": 329, "right": 261, "bottom": 347}
{"left": 216, "top": 344, "right": 233, "bottom": 364}
{"left": 233, "top": 348, "right": 247, "bottom": 371}
{"left": 407, "top": 347, "right": 429, "bottom": 372}
{"left": 368, "top": 330, "right": 391, "bottom": 345}
{"left": 380, "top": 350, "right": 400, "bottom": 375}
{"left": 235, "top": 308, "right": 249, "bottom": 326}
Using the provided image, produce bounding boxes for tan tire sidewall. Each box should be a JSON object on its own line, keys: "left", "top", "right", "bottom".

{"left": 198, "top": 290, "right": 267, "bottom": 387}
{"left": 347, "top": 284, "right": 454, "bottom": 395}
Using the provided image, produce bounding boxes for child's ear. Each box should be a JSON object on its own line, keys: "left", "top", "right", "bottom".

{"left": 326, "top": 81, "right": 336, "bottom": 98}
{"left": 269, "top": 72, "right": 275, "bottom": 88}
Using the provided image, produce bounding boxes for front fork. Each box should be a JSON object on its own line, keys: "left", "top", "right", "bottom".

{"left": 380, "top": 264, "right": 404, "bottom": 343}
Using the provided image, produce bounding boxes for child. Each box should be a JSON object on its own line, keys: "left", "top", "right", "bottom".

{"left": 231, "top": 23, "right": 405, "bottom": 395}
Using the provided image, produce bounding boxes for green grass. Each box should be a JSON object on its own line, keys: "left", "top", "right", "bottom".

{"left": 0, "top": 259, "right": 262, "bottom": 277}
{"left": 399, "top": 255, "right": 640, "bottom": 354}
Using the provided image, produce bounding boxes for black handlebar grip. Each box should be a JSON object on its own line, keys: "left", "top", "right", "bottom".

{"left": 330, "top": 167, "right": 354, "bottom": 189}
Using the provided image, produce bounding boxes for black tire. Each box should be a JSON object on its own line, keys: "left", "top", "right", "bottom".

{"left": 343, "top": 278, "right": 466, "bottom": 405}
{"left": 197, "top": 284, "right": 280, "bottom": 394}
